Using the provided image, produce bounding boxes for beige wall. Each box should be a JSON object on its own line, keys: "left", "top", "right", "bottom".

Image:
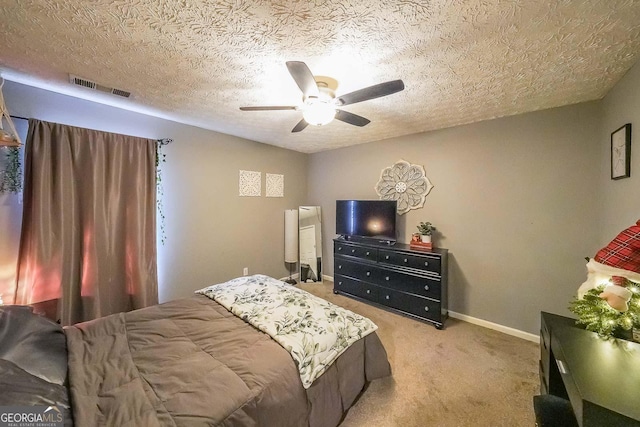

{"left": 0, "top": 81, "right": 308, "bottom": 303}
{"left": 308, "top": 101, "right": 603, "bottom": 334}
{"left": 598, "top": 61, "right": 640, "bottom": 241}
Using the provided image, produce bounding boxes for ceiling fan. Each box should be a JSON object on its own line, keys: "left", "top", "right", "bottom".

{"left": 240, "top": 61, "right": 405, "bottom": 133}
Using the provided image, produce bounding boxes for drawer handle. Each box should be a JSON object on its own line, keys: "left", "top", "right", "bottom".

{"left": 403, "top": 258, "right": 408, "bottom": 263}
{"left": 338, "top": 247, "right": 342, "bottom": 251}
{"left": 338, "top": 281, "right": 342, "bottom": 285}
{"left": 424, "top": 306, "right": 430, "bottom": 312}
{"left": 366, "top": 251, "right": 370, "bottom": 256}
{"left": 424, "top": 284, "right": 430, "bottom": 291}
{"left": 385, "top": 295, "right": 390, "bottom": 300}
{"left": 556, "top": 359, "right": 568, "bottom": 375}
{"left": 424, "top": 261, "right": 429, "bottom": 266}
{"left": 366, "top": 271, "right": 371, "bottom": 276}
{"left": 385, "top": 276, "right": 390, "bottom": 281}
{"left": 385, "top": 255, "right": 390, "bottom": 260}
{"left": 338, "top": 265, "right": 342, "bottom": 269}
{"left": 366, "top": 289, "right": 371, "bottom": 294}
{"left": 351, "top": 249, "right": 356, "bottom": 253}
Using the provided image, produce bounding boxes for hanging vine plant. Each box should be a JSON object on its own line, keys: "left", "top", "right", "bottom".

{"left": 156, "top": 139, "right": 170, "bottom": 245}
{"left": 0, "top": 146, "right": 22, "bottom": 194}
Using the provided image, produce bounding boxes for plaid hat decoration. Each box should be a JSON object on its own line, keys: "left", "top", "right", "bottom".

{"left": 592, "top": 219, "right": 640, "bottom": 312}
{"left": 594, "top": 219, "right": 640, "bottom": 275}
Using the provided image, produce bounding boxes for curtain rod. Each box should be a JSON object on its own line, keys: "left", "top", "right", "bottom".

{"left": 10, "top": 115, "right": 173, "bottom": 144}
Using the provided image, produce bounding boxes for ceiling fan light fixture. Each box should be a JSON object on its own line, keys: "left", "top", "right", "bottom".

{"left": 302, "top": 99, "right": 336, "bottom": 126}
{"left": 240, "top": 61, "right": 404, "bottom": 132}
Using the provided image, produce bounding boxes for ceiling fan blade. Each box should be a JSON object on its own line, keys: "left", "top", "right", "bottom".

{"left": 286, "top": 61, "right": 319, "bottom": 97}
{"left": 291, "top": 118, "right": 309, "bottom": 133}
{"left": 240, "top": 106, "right": 297, "bottom": 111}
{"left": 334, "top": 110, "right": 371, "bottom": 127}
{"left": 336, "top": 80, "right": 405, "bottom": 106}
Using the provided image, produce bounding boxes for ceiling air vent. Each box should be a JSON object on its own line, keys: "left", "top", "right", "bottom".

{"left": 70, "top": 75, "right": 95, "bottom": 89}
{"left": 69, "top": 74, "right": 131, "bottom": 98}
{"left": 110, "top": 88, "right": 131, "bottom": 98}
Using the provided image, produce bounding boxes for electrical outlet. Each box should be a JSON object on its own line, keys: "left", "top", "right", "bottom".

{"left": 243, "top": 267, "right": 248, "bottom": 276}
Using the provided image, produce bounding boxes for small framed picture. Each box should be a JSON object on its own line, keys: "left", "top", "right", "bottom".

{"left": 611, "top": 123, "right": 631, "bottom": 180}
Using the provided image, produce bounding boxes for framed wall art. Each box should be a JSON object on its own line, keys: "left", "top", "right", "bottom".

{"left": 265, "top": 173, "right": 284, "bottom": 197}
{"left": 239, "top": 170, "right": 261, "bottom": 196}
{"left": 611, "top": 123, "right": 631, "bottom": 180}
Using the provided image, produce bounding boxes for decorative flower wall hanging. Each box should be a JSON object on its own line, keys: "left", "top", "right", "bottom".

{"left": 375, "top": 160, "right": 433, "bottom": 214}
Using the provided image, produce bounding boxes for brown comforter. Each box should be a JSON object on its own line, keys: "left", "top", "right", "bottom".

{"left": 64, "top": 294, "right": 390, "bottom": 427}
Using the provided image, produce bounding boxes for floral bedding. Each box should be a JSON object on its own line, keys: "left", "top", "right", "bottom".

{"left": 196, "top": 274, "right": 378, "bottom": 388}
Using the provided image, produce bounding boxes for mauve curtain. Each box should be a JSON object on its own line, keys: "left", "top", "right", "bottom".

{"left": 14, "top": 120, "right": 158, "bottom": 325}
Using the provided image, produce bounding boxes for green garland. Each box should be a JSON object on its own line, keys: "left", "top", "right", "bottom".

{"left": 155, "top": 141, "right": 167, "bottom": 245}
{"left": 569, "top": 279, "right": 640, "bottom": 339}
{"left": 0, "top": 146, "right": 22, "bottom": 194}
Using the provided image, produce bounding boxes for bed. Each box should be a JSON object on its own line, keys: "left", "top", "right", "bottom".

{"left": 0, "top": 275, "right": 391, "bottom": 427}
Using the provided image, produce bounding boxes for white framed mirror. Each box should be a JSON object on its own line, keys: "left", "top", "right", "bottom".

{"left": 299, "top": 206, "right": 322, "bottom": 283}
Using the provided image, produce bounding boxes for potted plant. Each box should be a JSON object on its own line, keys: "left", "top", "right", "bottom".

{"left": 416, "top": 222, "right": 436, "bottom": 243}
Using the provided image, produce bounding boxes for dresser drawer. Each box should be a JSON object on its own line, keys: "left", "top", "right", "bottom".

{"left": 334, "top": 275, "right": 378, "bottom": 301}
{"left": 335, "top": 242, "right": 377, "bottom": 261}
{"left": 540, "top": 327, "right": 550, "bottom": 387}
{"left": 378, "top": 249, "right": 441, "bottom": 274}
{"left": 377, "top": 287, "right": 441, "bottom": 322}
{"left": 335, "top": 258, "right": 380, "bottom": 281}
{"left": 541, "top": 320, "right": 550, "bottom": 356}
{"left": 378, "top": 269, "right": 441, "bottom": 300}
{"left": 539, "top": 360, "right": 548, "bottom": 395}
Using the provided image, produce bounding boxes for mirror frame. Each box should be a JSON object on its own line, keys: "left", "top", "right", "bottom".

{"left": 298, "top": 206, "right": 322, "bottom": 283}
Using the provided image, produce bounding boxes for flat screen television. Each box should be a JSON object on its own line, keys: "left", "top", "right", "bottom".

{"left": 336, "top": 200, "right": 397, "bottom": 242}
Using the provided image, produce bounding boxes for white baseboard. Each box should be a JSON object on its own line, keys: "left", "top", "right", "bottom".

{"left": 322, "top": 274, "right": 334, "bottom": 282}
{"left": 448, "top": 311, "right": 539, "bottom": 342}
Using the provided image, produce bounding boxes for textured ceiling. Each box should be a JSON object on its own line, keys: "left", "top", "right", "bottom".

{"left": 1, "top": 1, "right": 640, "bottom": 153}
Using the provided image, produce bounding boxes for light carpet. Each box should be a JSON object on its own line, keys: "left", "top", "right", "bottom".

{"left": 298, "top": 281, "right": 539, "bottom": 427}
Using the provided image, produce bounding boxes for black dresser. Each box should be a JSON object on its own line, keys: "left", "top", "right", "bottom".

{"left": 333, "top": 237, "right": 448, "bottom": 329}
